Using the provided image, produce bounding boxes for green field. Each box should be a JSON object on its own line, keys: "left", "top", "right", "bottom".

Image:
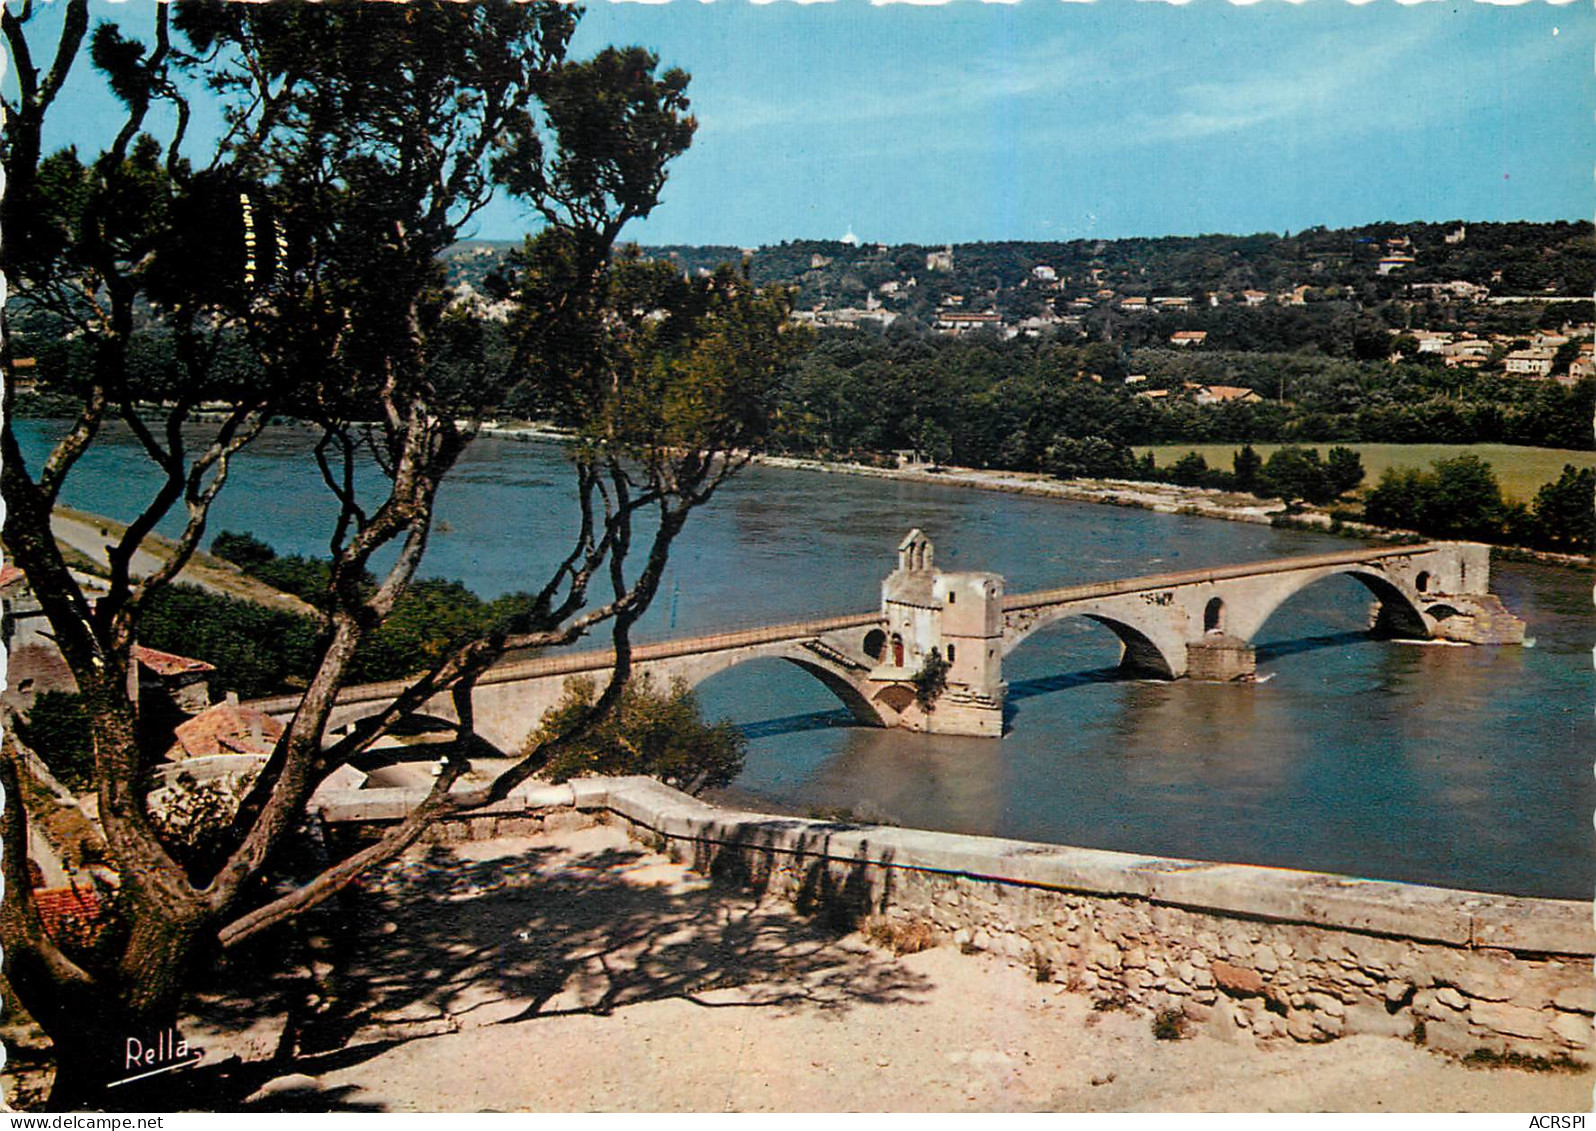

{"left": 1135, "top": 443, "right": 1596, "bottom": 503}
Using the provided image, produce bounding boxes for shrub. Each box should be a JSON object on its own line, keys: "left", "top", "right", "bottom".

{"left": 140, "top": 584, "right": 320, "bottom": 699}
{"left": 531, "top": 674, "right": 747, "bottom": 796}
{"left": 911, "top": 648, "right": 949, "bottom": 710}
{"left": 17, "top": 691, "right": 94, "bottom": 791}
{"left": 1152, "top": 1008, "right": 1189, "bottom": 1041}
{"left": 862, "top": 916, "right": 936, "bottom": 956}
{"left": 1459, "top": 1048, "right": 1585, "bottom": 1074}
{"left": 210, "top": 530, "right": 277, "bottom": 569}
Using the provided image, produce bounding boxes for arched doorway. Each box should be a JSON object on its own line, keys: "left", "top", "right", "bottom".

{"left": 1203, "top": 597, "right": 1224, "bottom": 633}
{"left": 891, "top": 633, "right": 905, "bottom": 667}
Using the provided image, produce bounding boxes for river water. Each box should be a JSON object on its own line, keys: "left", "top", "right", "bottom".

{"left": 15, "top": 421, "right": 1593, "bottom": 898}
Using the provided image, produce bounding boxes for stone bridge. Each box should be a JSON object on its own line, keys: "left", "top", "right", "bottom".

{"left": 251, "top": 533, "right": 1523, "bottom": 748}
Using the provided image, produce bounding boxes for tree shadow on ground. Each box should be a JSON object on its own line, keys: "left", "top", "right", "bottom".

{"left": 183, "top": 829, "right": 933, "bottom": 1109}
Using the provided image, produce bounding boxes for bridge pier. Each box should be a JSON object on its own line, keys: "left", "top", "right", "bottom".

{"left": 863, "top": 530, "right": 1008, "bottom": 738}
{"left": 1186, "top": 633, "right": 1257, "bottom": 682}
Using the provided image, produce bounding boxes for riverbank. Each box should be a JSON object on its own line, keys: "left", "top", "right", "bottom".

{"left": 471, "top": 423, "right": 1592, "bottom": 568}
{"left": 748, "top": 454, "right": 1593, "bottom": 570}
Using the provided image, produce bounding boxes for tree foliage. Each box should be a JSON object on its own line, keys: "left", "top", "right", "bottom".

{"left": 1529, "top": 465, "right": 1596, "bottom": 553}
{"left": 0, "top": 1, "right": 800, "bottom": 1107}
{"left": 15, "top": 691, "right": 94, "bottom": 793}
{"left": 911, "top": 648, "right": 950, "bottom": 710}
{"left": 532, "top": 675, "right": 747, "bottom": 796}
{"left": 1363, "top": 455, "right": 1509, "bottom": 541}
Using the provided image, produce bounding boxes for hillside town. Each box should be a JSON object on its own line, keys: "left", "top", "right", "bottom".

{"left": 434, "top": 221, "right": 1594, "bottom": 394}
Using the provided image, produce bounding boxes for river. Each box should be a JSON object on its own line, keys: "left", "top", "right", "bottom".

{"left": 14, "top": 420, "right": 1593, "bottom": 898}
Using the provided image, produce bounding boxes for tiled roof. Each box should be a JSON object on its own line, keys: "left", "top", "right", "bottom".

{"left": 173, "top": 701, "right": 284, "bottom": 759}
{"left": 134, "top": 645, "right": 216, "bottom": 677}
{"left": 32, "top": 884, "right": 104, "bottom": 943}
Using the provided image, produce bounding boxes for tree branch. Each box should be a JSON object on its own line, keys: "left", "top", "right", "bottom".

{"left": 0, "top": 746, "right": 97, "bottom": 995}
{"left": 216, "top": 752, "right": 469, "bottom": 949}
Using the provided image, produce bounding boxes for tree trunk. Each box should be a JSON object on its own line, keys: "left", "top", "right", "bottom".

{"left": 10, "top": 907, "right": 209, "bottom": 1110}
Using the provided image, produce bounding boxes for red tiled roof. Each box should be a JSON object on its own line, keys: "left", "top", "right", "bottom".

{"left": 32, "top": 884, "right": 104, "bottom": 944}
{"left": 134, "top": 644, "right": 216, "bottom": 677}
{"left": 0, "top": 564, "right": 26, "bottom": 590}
{"left": 173, "top": 701, "right": 284, "bottom": 759}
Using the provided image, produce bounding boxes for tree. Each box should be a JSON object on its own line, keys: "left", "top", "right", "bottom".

{"left": 1232, "top": 443, "right": 1263, "bottom": 493}
{"left": 1530, "top": 465, "right": 1596, "bottom": 552}
{"left": 1169, "top": 451, "right": 1211, "bottom": 487}
{"left": 1259, "top": 446, "right": 1335, "bottom": 507}
{"left": 1363, "top": 455, "right": 1507, "bottom": 541}
{"left": 911, "top": 648, "right": 950, "bottom": 710}
{"left": 1427, "top": 454, "right": 1506, "bottom": 541}
{"left": 1042, "top": 434, "right": 1133, "bottom": 480}
{"left": 1325, "top": 446, "right": 1366, "bottom": 497}
{"left": 532, "top": 675, "right": 747, "bottom": 797}
{"left": 1362, "top": 466, "right": 1434, "bottom": 534}
{"left": 1, "top": 2, "right": 800, "bottom": 1107}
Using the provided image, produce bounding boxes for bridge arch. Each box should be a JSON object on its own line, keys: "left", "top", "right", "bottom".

{"left": 1004, "top": 606, "right": 1183, "bottom": 679}
{"left": 1228, "top": 564, "right": 1429, "bottom": 643}
{"left": 777, "top": 656, "right": 893, "bottom": 727}
{"left": 659, "top": 644, "right": 892, "bottom": 728}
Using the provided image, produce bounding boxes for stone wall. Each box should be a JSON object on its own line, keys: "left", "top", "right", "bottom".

{"left": 312, "top": 774, "right": 1595, "bottom": 1061}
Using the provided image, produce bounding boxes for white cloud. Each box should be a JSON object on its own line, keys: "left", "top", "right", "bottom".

{"left": 698, "top": 32, "right": 1106, "bottom": 134}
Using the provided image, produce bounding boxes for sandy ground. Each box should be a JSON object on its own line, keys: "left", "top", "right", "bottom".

{"left": 144, "top": 824, "right": 1594, "bottom": 1113}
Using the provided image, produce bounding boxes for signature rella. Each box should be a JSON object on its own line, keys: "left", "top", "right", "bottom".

{"left": 118, "top": 1030, "right": 202, "bottom": 1085}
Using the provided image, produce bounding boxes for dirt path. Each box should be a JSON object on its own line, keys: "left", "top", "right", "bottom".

{"left": 170, "top": 824, "right": 1593, "bottom": 1114}
{"left": 50, "top": 506, "right": 314, "bottom": 617}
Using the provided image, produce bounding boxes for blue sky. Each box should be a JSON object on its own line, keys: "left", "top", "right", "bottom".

{"left": 25, "top": 0, "right": 1593, "bottom": 246}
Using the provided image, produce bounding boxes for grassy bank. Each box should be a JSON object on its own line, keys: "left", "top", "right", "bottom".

{"left": 1135, "top": 443, "right": 1596, "bottom": 504}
